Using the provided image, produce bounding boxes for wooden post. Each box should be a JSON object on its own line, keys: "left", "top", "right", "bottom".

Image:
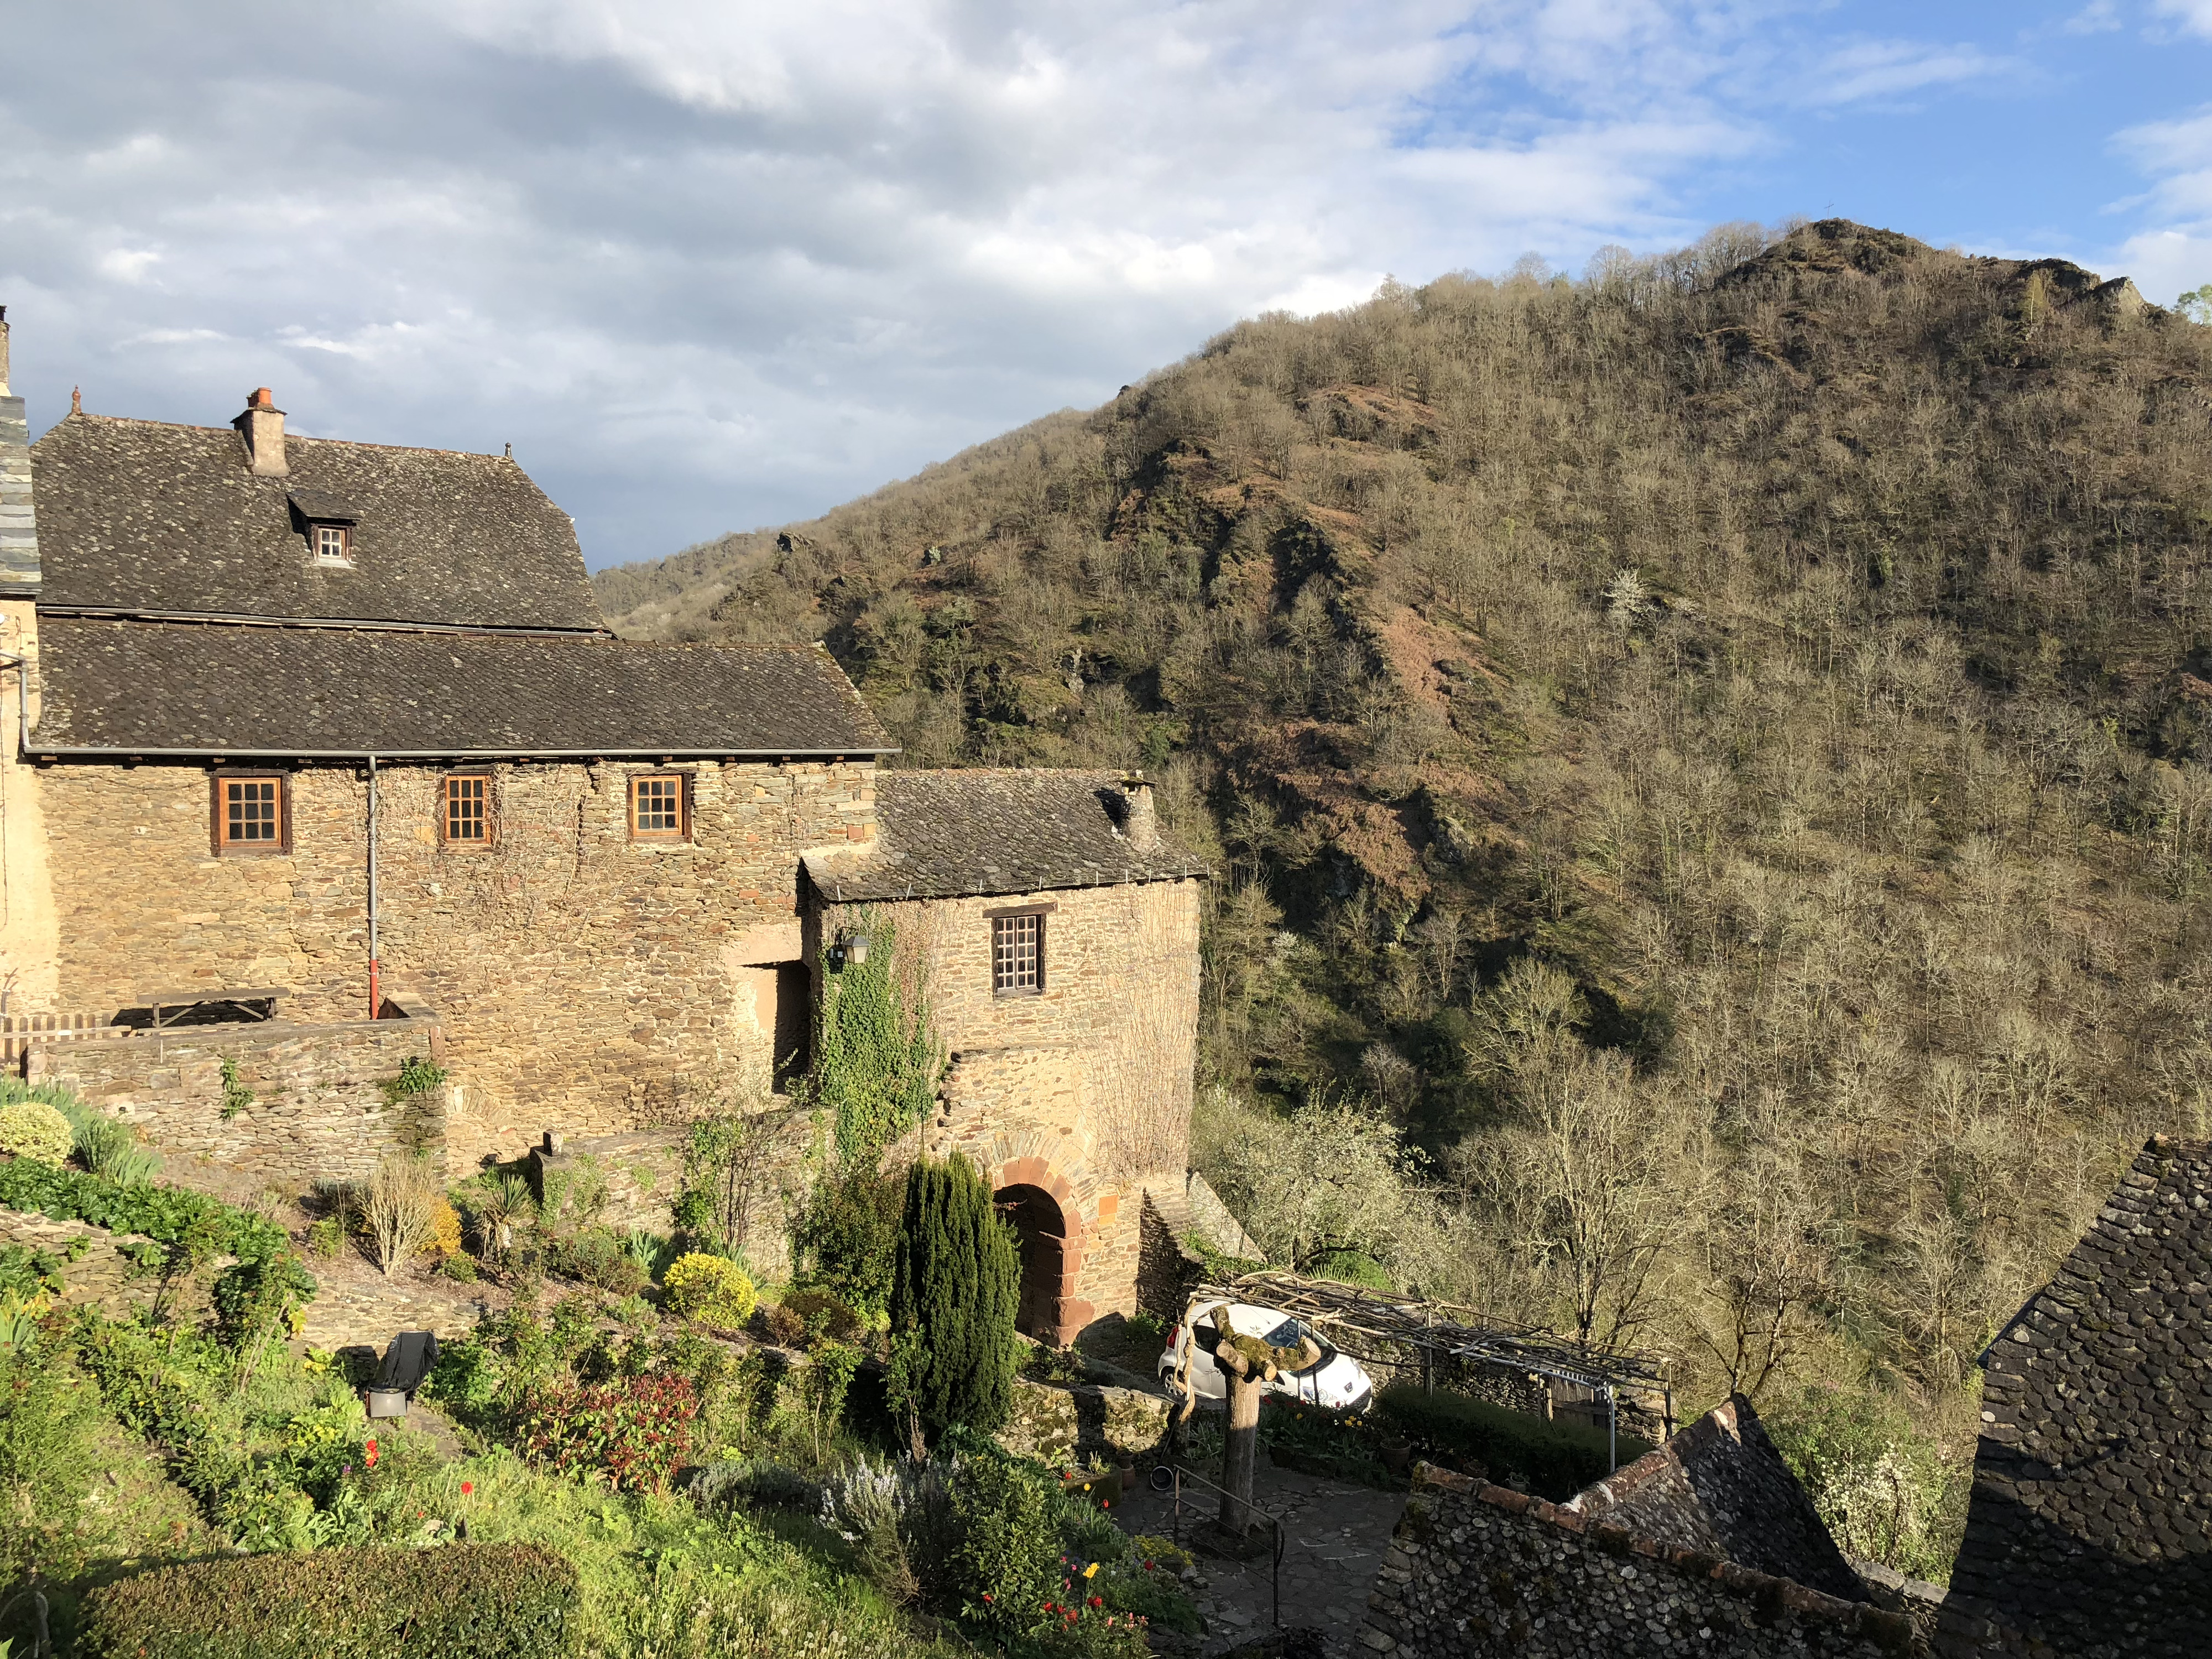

{"left": 1218, "top": 1343, "right": 1264, "bottom": 1538}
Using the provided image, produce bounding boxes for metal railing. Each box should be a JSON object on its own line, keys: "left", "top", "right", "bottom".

{"left": 1147, "top": 1460, "right": 1285, "bottom": 1630}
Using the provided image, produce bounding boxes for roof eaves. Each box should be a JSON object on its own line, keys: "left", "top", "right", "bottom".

{"left": 32, "top": 744, "right": 902, "bottom": 762}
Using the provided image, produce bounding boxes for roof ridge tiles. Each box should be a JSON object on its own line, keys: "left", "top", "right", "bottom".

{"left": 66, "top": 410, "right": 508, "bottom": 462}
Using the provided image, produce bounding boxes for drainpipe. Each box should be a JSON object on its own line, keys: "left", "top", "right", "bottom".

{"left": 0, "top": 651, "right": 27, "bottom": 754}
{"left": 367, "top": 753, "right": 380, "bottom": 1018}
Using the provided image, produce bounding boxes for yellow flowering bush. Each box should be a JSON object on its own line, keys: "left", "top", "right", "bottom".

{"left": 425, "top": 1199, "right": 464, "bottom": 1261}
{"left": 662, "top": 1252, "right": 756, "bottom": 1328}
{"left": 0, "top": 1100, "right": 72, "bottom": 1165}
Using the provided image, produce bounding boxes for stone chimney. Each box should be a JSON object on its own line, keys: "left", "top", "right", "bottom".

{"left": 0, "top": 307, "right": 39, "bottom": 593}
{"left": 1117, "top": 775, "right": 1159, "bottom": 852}
{"left": 233, "top": 387, "right": 288, "bottom": 477}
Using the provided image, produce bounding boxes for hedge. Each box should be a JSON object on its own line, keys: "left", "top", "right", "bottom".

{"left": 0, "top": 1154, "right": 289, "bottom": 1261}
{"left": 79, "top": 1544, "right": 579, "bottom": 1659}
{"left": 1375, "top": 1382, "right": 1653, "bottom": 1501}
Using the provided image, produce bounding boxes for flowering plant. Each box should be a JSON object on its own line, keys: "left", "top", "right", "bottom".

{"left": 516, "top": 1371, "right": 698, "bottom": 1494}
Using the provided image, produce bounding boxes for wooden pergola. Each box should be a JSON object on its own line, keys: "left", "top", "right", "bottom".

{"left": 1192, "top": 1269, "right": 1672, "bottom": 1470}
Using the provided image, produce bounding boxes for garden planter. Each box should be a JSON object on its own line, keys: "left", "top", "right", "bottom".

{"left": 366, "top": 1389, "right": 408, "bottom": 1420}
{"left": 1380, "top": 1438, "right": 1412, "bottom": 1476}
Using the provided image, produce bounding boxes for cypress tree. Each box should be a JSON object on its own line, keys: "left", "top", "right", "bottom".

{"left": 888, "top": 1152, "right": 1019, "bottom": 1439}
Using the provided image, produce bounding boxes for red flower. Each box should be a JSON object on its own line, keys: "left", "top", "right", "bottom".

{"left": 980, "top": 1593, "right": 993, "bottom": 1603}
{"left": 1088, "top": 1595, "right": 1103, "bottom": 1609}
{"left": 364, "top": 1438, "right": 380, "bottom": 1469}
{"left": 461, "top": 1482, "right": 474, "bottom": 1496}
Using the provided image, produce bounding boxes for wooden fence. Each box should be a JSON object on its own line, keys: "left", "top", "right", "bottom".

{"left": 1, "top": 1011, "right": 125, "bottom": 1070}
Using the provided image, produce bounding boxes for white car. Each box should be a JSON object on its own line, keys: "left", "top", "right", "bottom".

{"left": 1157, "top": 1300, "right": 1375, "bottom": 1411}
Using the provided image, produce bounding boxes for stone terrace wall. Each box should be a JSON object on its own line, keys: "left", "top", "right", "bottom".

{"left": 1360, "top": 1467, "right": 1914, "bottom": 1659}
{"left": 28, "top": 1002, "right": 447, "bottom": 1187}
{"left": 39, "top": 755, "right": 873, "bottom": 1164}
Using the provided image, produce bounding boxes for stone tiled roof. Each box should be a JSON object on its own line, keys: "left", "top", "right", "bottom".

{"left": 30, "top": 413, "right": 603, "bottom": 629}
{"left": 804, "top": 769, "right": 1204, "bottom": 900}
{"left": 1944, "top": 1134, "right": 2212, "bottom": 1656}
{"left": 1567, "top": 1393, "right": 1866, "bottom": 1603}
{"left": 30, "top": 618, "right": 894, "bottom": 757}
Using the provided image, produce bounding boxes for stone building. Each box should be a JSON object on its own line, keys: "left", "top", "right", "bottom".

{"left": 1938, "top": 1134, "right": 2212, "bottom": 1658}
{"left": 0, "top": 319, "right": 1204, "bottom": 1337}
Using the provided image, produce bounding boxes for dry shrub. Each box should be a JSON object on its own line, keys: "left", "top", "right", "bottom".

{"left": 361, "top": 1154, "right": 444, "bottom": 1279}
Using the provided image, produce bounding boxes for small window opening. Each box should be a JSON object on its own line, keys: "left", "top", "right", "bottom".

{"left": 992, "top": 912, "right": 1043, "bottom": 997}
{"left": 214, "top": 774, "right": 288, "bottom": 854}
{"left": 311, "top": 524, "right": 352, "bottom": 566}
{"left": 444, "top": 773, "right": 491, "bottom": 844}
{"left": 629, "top": 773, "right": 688, "bottom": 841}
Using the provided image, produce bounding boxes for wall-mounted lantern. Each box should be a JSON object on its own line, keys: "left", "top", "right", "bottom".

{"left": 844, "top": 932, "right": 873, "bottom": 967}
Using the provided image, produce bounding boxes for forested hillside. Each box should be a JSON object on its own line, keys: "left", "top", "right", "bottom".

{"left": 596, "top": 219, "right": 2212, "bottom": 1574}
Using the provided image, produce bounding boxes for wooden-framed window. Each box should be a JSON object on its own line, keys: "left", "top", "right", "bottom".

{"left": 310, "top": 524, "right": 352, "bottom": 566}
{"left": 991, "top": 911, "right": 1045, "bottom": 998}
{"left": 442, "top": 773, "right": 493, "bottom": 846}
{"left": 628, "top": 772, "right": 690, "bottom": 842}
{"left": 211, "top": 771, "right": 290, "bottom": 855}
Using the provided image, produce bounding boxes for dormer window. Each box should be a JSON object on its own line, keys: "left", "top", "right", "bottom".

{"left": 286, "top": 489, "right": 359, "bottom": 568}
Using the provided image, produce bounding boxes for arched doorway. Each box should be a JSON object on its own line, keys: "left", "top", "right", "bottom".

{"left": 995, "top": 1183, "right": 1070, "bottom": 1343}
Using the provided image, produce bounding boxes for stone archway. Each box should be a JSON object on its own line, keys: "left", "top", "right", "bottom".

{"left": 996, "top": 1183, "right": 1070, "bottom": 1342}
{"left": 986, "top": 1151, "right": 1093, "bottom": 1344}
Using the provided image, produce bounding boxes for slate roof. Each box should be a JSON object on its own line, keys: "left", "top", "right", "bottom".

{"left": 804, "top": 769, "right": 1205, "bottom": 899}
{"left": 1945, "top": 1135, "right": 2212, "bottom": 1656}
{"left": 29, "top": 413, "right": 604, "bottom": 630}
{"left": 29, "top": 618, "right": 894, "bottom": 757}
{"left": 1567, "top": 1394, "right": 1867, "bottom": 1603}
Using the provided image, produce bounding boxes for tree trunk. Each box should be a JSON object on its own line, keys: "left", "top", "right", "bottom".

{"left": 1219, "top": 1352, "right": 1265, "bottom": 1537}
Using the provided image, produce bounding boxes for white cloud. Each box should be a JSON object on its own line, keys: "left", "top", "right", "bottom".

{"left": 0, "top": 2, "right": 2191, "bottom": 562}
{"left": 1803, "top": 38, "right": 2026, "bottom": 106}
{"left": 2152, "top": 2, "right": 2212, "bottom": 40}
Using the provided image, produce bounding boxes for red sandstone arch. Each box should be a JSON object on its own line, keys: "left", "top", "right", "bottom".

{"left": 990, "top": 1155, "right": 1091, "bottom": 1345}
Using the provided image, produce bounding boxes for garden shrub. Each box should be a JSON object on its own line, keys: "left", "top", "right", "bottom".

{"left": 306, "top": 1218, "right": 343, "bottom": 1259}
{"left": 360, "top": 1152, "right": 442, "bottom": 1278}
{"left": 442, "top": 1253, "right": 480, "bottom": 1282}
{"left": 947, "top": 1450, "right": 1060, "bottom": 1643}
{"left": 427, "top": 1198, "right": 464, "bottom": 1260}
{"left": 77, "top": 1543, "right": 579, "bottom": 1658}
{"left": 553, "top": 1225, "right": 646, "bottom": 1295}
{"left": 761, "top": 1301, "right": 806, "bottom": 1345}
{"left": 664, "top": 1252, "right": 757, "bottom": 1327}
{"left": 888, "top": 1153, "right": 1019, "bottom": 1440}
{"left": 210, "top": 1252, "right": 317, "bottom": 1352}
{"left": 791, "top": 1162, "right": 905, "bottom": 1317}
{"left": 0, "top": 1099, "right": 73, "bottom": 1165}
{"left": 517, "top": 1372, "right": 698, "bottom": 1493}
{"left": 779, "top": 1285, "right": 862, "bottom": 1343}
{"left": 1376, "top": 1383, "right": 1648, "bottom": 1499}
{"left": 0, "top": 1156, "right": 290, "bottom": 1261}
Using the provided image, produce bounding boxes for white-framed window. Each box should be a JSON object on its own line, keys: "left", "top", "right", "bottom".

{"left": 311, "top": 524, "right": 352, "bottom": 566}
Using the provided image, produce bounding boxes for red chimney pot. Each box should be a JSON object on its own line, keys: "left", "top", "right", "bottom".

{"left": 250, "top": 387, "right": 275, "bottom": 410}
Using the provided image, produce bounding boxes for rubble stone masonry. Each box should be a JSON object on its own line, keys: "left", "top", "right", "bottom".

{"left": 29, "top": 999, "right": 447, "bottom": 1186}
{"left": 812, "top": 875, "right": 1201, "bottom": 1337}
{"left": 1360, "top": 1467, "right": 1913, "bottom": 1659}
{"left": 36, "top": 754, "right": 877, "bottom": 1164}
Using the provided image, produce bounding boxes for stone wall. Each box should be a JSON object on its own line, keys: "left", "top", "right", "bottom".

{"left": 1359, "top": 1467, "right": 1914, "bottom": 1659}
{"left": 35, "top": 755, "right": 874, "bottom": 1164}
{"left": 28, "top": 998, "right": 448, "bottom": 1187}
{"left": 531, "top": 1112, "right": 817, "bottom": 1276}
{"left": 811, "top": 875, "right": 1201, "bottom": 1339}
